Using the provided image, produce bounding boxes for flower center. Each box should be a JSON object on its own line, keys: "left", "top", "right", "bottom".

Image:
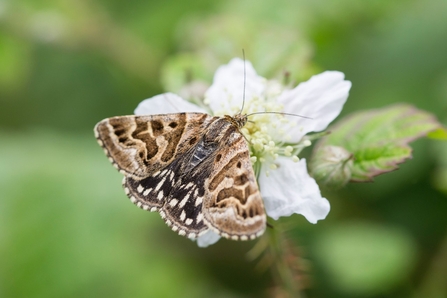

{"left": 210, "top": 86, "right": 311, "bottom": 175}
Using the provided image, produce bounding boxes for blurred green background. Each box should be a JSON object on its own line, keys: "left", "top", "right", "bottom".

{"left": 1, "top": 0, "right": 447, "bottom": 297}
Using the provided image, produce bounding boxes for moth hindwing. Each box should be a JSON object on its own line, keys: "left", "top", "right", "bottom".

{"left": 94, "top": 112, "right": 266, "bottom": 240}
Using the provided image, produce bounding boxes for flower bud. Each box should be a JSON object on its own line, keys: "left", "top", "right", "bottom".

{"left": 310, "top": 145, "right": 354, "bottom": 188}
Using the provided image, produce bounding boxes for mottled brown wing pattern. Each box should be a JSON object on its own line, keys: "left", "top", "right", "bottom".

{"left": 94, "top": 113, "right": 212, "bottom": 179}
{"left": 201, "top": 121, "right": 266, "bottom": 240}
{"left": 95, "top": 113, "right": 266, "bottom": 241}
{"left": 123, "top": 130, "right": 227, "bottom": 238}
{"left": 123, "top": 157, "right": 210, "bottom": 238}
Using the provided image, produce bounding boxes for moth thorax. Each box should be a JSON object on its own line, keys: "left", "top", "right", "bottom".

{"left": 224, "top": 114, "right": 247, "bottom": 129}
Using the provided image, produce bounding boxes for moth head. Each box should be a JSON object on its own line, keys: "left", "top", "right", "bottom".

{"left": 224, "top": 114, "right": 248, "bottom": 129}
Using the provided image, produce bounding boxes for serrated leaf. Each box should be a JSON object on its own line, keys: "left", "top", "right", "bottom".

{"left": 313, "top": 104, "right": 440, "bottom": 182}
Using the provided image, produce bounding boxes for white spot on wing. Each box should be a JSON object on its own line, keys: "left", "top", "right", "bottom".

{"left": 180, "top": 210, "right": 186, "bottom": 221}
{"left": 178, "top": 230, "right": 186, "bottom": 236}
{"left": 155, "top": 177, "right": 166, "bottom": 191}
{"left": 137, "top": 184, "right": 144, "bottom": 193}
{"left": 143, "top": 188, "right": 152, "bottom": 196}
{"left": 196, "top": 213, "right": 203, "bottom": 223}
{"left": 185, "top": 218, "right": 193, "bottom": 225}
{"left": 157, "top": 190, "right": 164, "bottom": 200}
{"left": 130, "top": 196, "right": 137, "bottom": 203}
{"left": 195, "top": 196, "right": 203, "bottom": 206}
{"left": 169, "top": 199, "right": 178, "bottom": 207}
{"left": 179, "top": 193, "right": 190, "bottom": 208}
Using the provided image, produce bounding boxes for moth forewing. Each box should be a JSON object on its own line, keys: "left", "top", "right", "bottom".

{"left": 94, "top": 113, "right": 212, "bottom": 179}
{"left": 201, "top": 118, "right": 266, "bottom": 240}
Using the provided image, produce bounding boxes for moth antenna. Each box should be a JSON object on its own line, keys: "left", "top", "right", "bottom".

{"left": 239, "top": 49, "right": 246, "bottom": 116}
{"left": 247, "top": 111, "right": 313, "bottom": 120}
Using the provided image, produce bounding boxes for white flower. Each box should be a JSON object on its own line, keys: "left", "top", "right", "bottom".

{"left": 135, "top": 58, "right": 351, "bottom": 247}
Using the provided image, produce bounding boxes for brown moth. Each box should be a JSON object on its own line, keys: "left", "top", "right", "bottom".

{"left": 94, "top": 112, "right": 266, "bottom": 240}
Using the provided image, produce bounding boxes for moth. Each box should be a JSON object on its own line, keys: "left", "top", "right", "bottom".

{"left": 94, "top": 112, "right": 266, "bottom": 240}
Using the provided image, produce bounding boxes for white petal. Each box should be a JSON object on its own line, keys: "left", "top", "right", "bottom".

{"left": 278, "top": 71, "right": 351, "bottom": 142}
{"left": 259, "top": 157, "right": 330, "bottom": 223}
{"left": 205, "top": 58, "right": 265, "bottom": 114}
{"left": 197, "top": 230, "right": 221, "bottom": 247}
{"left": 134, "top": 92, "right": 206, "bottom": 115}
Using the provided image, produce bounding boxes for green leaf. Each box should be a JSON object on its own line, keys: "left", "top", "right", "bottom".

{"left": 312, "top": 104, "right": 440, "bottom": 183}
